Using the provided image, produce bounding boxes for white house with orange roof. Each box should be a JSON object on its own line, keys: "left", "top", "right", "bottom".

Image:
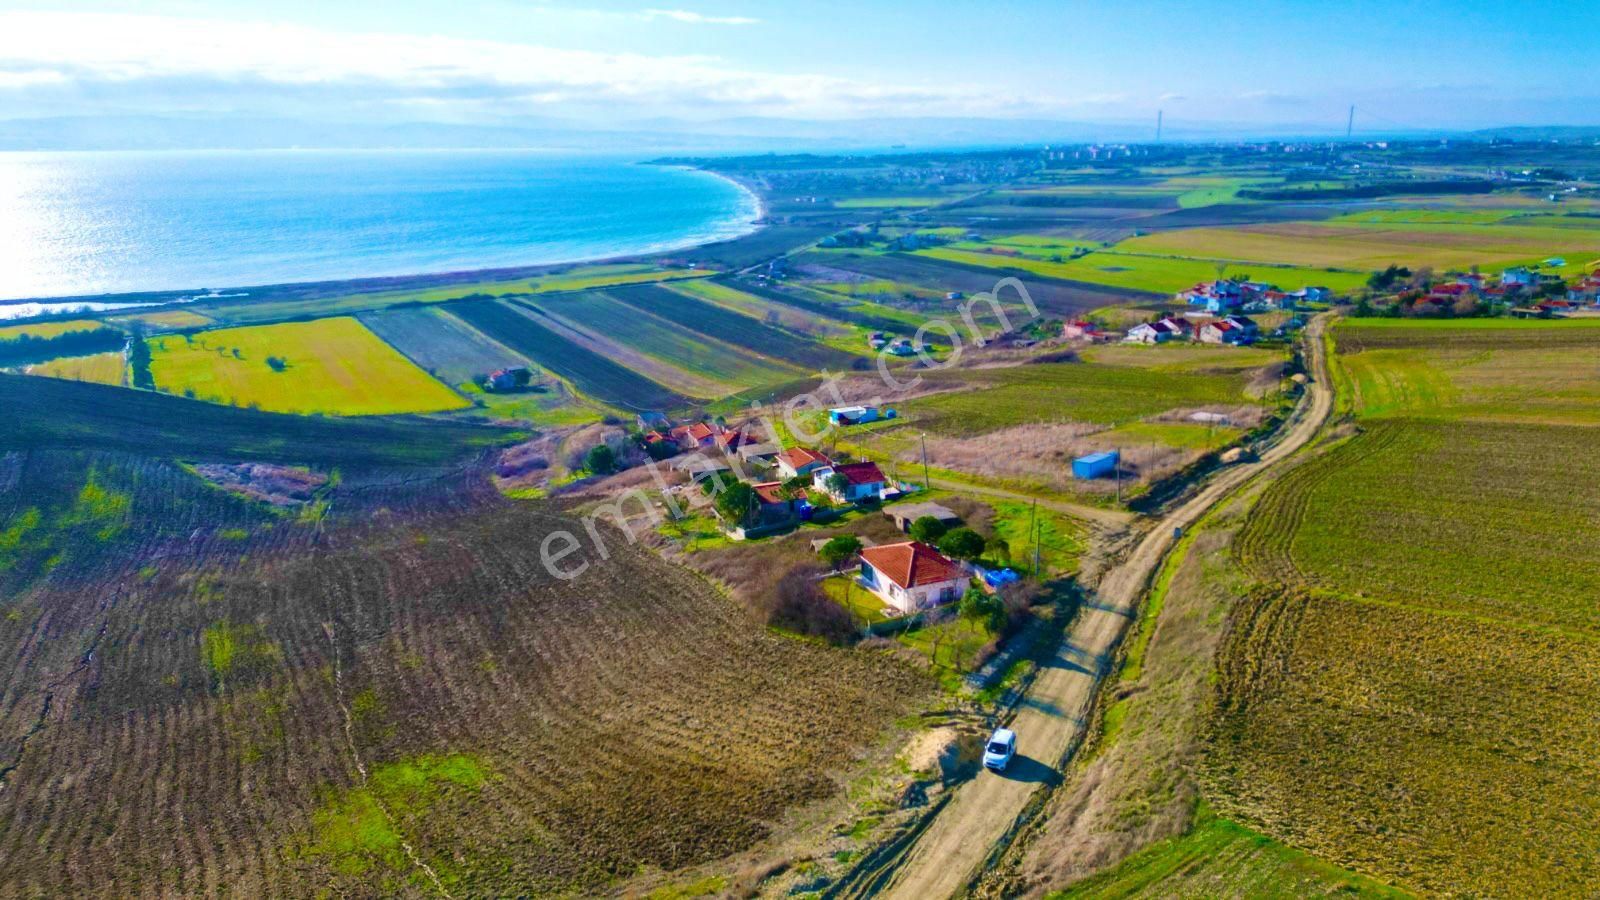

{"left": 857, "top": 541, "right": 970, "bottom": 614}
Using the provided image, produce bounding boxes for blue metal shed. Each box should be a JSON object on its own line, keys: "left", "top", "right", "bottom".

{"left": 1072, "top": 450, "right": 1119, "bottom": 480}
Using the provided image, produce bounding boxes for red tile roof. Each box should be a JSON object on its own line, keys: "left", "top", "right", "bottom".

{"left": 777, "top": 447, "right": 830, "bottom": 470}
{"left": 752, "top": 481, "right": 800, "bottom": 505}
{"left": 832, "top": 461, "right": 886, "bottom": 486}
{"left": 685, "top": 422, "right": 717, "bottom": 441}
{"left": 859, "top": 541, "right": 966, "bottom": 589}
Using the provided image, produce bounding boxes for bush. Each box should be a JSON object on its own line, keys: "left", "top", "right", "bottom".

{"left": 584, "top": 444, "right": 617, "bottom": 475}
{"left": 909, "top": 515, "right": 949, "bottom": 544}
{"left": 714, "top": 481, "right": 756, "bottom": 527}
{"left": 958, "top": 586, "right": 1005, "bottom": 632}
{"left": 938, "top": 527, "right": 986, "bottom": 561}
{"left": 766, "top": 566, "right": 857, "bottom": 645}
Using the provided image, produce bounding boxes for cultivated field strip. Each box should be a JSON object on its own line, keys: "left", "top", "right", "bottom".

{"left": 0, "top": 450, "right": 928, "bottom": 896}
{"left": 447, "top": 299, "right": 692, "bottom": 410}
{"left": 606, "top": 282, "right": 857, "bottom": 371}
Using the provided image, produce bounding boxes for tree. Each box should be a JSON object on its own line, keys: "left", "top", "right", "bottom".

{"left": 127, "top": 326, "right": 154, "bottom": 390}
{"left": 986, "top": 536, "right": 1011, "bottom": 566}
{"left": 819, "top": 535, "right": 863, "bottom": 570}
{"left": 766, "top": 566, "right": 857, "bottom": 644}
{"left": 714, "top": 481, "right": 756, "bottom": 527}
{"left": 825, "top": 472, "right": 850, "bottom": 498}
{"left": 938, "top": 527, "right": 986, "bottom": 561}
{"left": 909, "top": 515, "right": 949, "bottom": 544}
{"left": 959, "top": 586, "right": 1005, "bottom": 632}
{"left": 265, "top": 356, "right": 287, "bottom": 373}
{"left": 584, "top": 444, "right": 617, "bottom": 475}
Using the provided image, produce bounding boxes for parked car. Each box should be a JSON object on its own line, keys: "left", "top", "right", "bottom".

{"left": 983, "top": 728, "right": 1017, "bottom": 772}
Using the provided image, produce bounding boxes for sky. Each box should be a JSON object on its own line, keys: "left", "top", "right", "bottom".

{"left": 1, "top": 0, "right": 1598, "bottom": 136}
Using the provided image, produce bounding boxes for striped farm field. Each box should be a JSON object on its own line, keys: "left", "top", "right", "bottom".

{"left": 447, "top": 299, "right": 690, "bottom": 409}
{"left": 914, "top": 246, "right": 1370, "bottom": 295}
{"left": 360, "top": 305, "right": 530, "bottom": 387}
{"left": 147, "top": 317, "right": 469, "bottom": 416}
{"left": 608, "top": 283, "right": 857, "bottom": 370}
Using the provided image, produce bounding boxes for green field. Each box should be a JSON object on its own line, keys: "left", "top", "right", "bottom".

{"left": 147, "top": 317, "right": 470, "bottom": 416}
{"left": 1216, "top": 316, "right": 1600, "bottom": 895}
{"left": 1055, "top": 808, "right": 1406, "bottom": 900}
{"left": 833, "top": 197, "right": 943, "bottom": 208}
{"left": 1119, "top": 219, "right": 1600, "bottom": 273}
{"left": 360, "top": 305, "right": 530, "bottom": 387}
{"left": 915, "top": 246, "right": 1370, "bottom": 295}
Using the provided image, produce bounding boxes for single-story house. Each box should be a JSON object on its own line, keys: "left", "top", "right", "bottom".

{"left": 736, "top": 442, "right": 781, "bottom": 463}
{"left": 858, "top": 541, "right": 970, "bottom": 615}
{"left": 1125, "top": 317, "right": 1192, "bottom": 345}
{"left": 752, "top": 481, "right": 807, "bottom": 522}
{"left": 776, "top": 447, "right": 832, "bottom": 480}
{"left": 636, "top": 410, "right": 670, "bottom": 431}
{"left": 714, "top": 430, "right": 746, "bottom": 453}
{"left": 1062, "top": 320, "right": 1106, "bottom": 340}
{"left": 884, "top": 501, "right": 961, "bottom": 533}
{"left": 1502, "top": 267, "right": 1537, "bottom": 286}
{"left": 484, "top": 367, "right": 532, "bottom": 392}
{"left": 814, "top": 461, "right": 888, "bottom": 503}
{"left": 671, "top": 421, "right": 721, "bottom": 451}
{"left": 671, "top": 454, "right": 732, "bottom": 483}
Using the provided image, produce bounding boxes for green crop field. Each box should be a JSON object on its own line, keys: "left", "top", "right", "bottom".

{"left": 1334, "top": 318, "right": 1600, "bottom": 424}
{"left": 833, "top": 196, "right": 943, "bottom": 208}
{"left": 27, "top": 352, "right": 126, "bottom": 386}
{"left": 1217, "top": 316, "right": 1600, "bottom": 895}
{"left": 915, "top": 246, "right": 1370, "bottom": 295}
{"left": 147, "top": 317, "right": 470, "bottom": 416}
{"left": 902, "top": 360, "right": 1259, "bottom": 437}
{"left": 1054, "top": 807, "right": 1406, "bottom": 899}
{"left": 1120, "top": 220, "right": 1600, "bottom": 272}
{"left": 605, "top": 283, "right": 856, "bottom": 371}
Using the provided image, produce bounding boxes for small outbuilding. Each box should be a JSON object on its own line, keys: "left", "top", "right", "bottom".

{"left": 1072, "top": 450, "right": 1119, "bottom": 480}
{"left": 884, "top": 501, "right": 961, "bottom": 533}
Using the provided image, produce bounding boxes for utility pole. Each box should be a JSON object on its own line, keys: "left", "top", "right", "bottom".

{"left": 1156, "top": 109, "right": 1163, "bottom": 143}
{"left": 920, "top": 432, "right": 930, "bottom": 491}
{"left": 1346, "top": 104, "right": 1355, "bottom": 139}
{"left": 1115, "top": 448, "right": 1122, "bottom": 505}
{"left": 1027, "top": 498, "right": 1037, "bottom": 576}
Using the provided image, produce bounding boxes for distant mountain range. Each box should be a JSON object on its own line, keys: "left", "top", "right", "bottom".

{"left": 1, "top": 114, "right": 1595, "bottom": 153}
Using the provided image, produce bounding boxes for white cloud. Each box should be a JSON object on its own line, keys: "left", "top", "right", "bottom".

{"left": 641, "top": 9, "right": 759, "bottom": 25}
{"left": 0, "top": 10, "right": 1035, "bottom": 119}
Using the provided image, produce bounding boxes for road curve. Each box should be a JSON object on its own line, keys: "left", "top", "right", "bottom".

{"left": 866, "top": 315, "right": 1336, "bottom": 900}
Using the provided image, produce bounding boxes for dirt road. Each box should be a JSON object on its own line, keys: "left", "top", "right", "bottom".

{"left": 862, "top": 316, "right": 1335, "bottom": 900}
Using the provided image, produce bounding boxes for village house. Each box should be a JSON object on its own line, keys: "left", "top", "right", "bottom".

{"left": 483, "top": 366, "right": 532, "bottom": 392}
{"left": 813, "top": 460, "right": 888, "bottom": 503}
{"left": 670, "top": 421, "right": 720, "bottom": 451}
{"left": 1289, "top": 286, "right": 1331, "bottom": 304}
{"left": 884, "top": 501, "right": 961, "bottom": 533}
{"left": 751, "top": 481, "right": 807, "bottom": 523}
{"left": 635, "top": 410, "right": 670, "bottom": 431}
{"left": 713, "top": 430, "right": 746, "bottom": 454}
{"left": 1198, "top": 315, "right": 1260, "bottom": 345}
{"left": 1062, "top": 319, "right": 1109, "bottom": 341}
{"left": 1178, "top": 279, "right": 1246, "bottom": 313}
{"left": 1125, "top": 316, "right": 1192, "bottom": 344}
{"left": 857, "top": 541, "right": 970, "bottom": 615}
{"left": 775, "top": 447, "right": 832, "bottom": 480}
{"left": 736, "top": 442, "right": 781, "bottom": 464}
{"left": 1501, "top": 267, "right": 1537, "bottom": 287}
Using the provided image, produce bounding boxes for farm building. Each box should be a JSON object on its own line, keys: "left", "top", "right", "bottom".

{"left": 636, "top": 410, "right": 670, "bottom": 431}
{"left": 828, "top": 406, "right": 897, "bottom": 426}
{"left": 484, "top": 366, "right": 532, "bottom": 392}
{"left": 857, "top": 541, "right": 969, "bottom": 615}
{"left": 1063, "top": 320, "right": 1110, "bottom": 341}
{"left": 813, "top": 461, "right": 888, "bottom": 503}
{"left": 671, "top": 455, "right": 732, "bottom": 484}
{"left": 775, "top": 446, "right": 832, "bottom": 480}
{"left": 884, "top": 501, "right": 961, "bottom": 533}
{"left": 1072, "top": 450, "right": 1119, "bottom": 480}
{"left": 1125, "top": 317, "right": 1191, "bottom": 345}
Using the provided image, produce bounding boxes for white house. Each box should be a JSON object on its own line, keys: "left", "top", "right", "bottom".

{"left": 775, "top": 447, "right": 832, "bottom": 480}
{"left": 813, "top": 461, "right": 888, "bottom": 503}
{"left": 858, "top": 541, "right": 969, "bottom": 614}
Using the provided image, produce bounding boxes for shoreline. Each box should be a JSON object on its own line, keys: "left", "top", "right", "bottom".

{"left": 0, "top": 162, "right": 765, "bottom": 319}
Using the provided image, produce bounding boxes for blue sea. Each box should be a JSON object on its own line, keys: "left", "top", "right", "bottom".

{"left": 0, "top": 150, "right": 759, "bottom": 303}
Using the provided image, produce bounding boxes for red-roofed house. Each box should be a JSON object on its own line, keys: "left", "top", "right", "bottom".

{"left": 813, "top": 461, "right": 887, "bottom": 502}
{"left": 775, "top": 447, "right": 832, "bottom": 480}
{"left": 858, "top": 541, "right": 969, "bottom": 614}
{"left": 714, "top": 430, "right": 745, "bottom": 452}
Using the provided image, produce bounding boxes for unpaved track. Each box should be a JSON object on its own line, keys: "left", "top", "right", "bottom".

{"left": 867, "top": 316, "right": 1335, "bottom": 900}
